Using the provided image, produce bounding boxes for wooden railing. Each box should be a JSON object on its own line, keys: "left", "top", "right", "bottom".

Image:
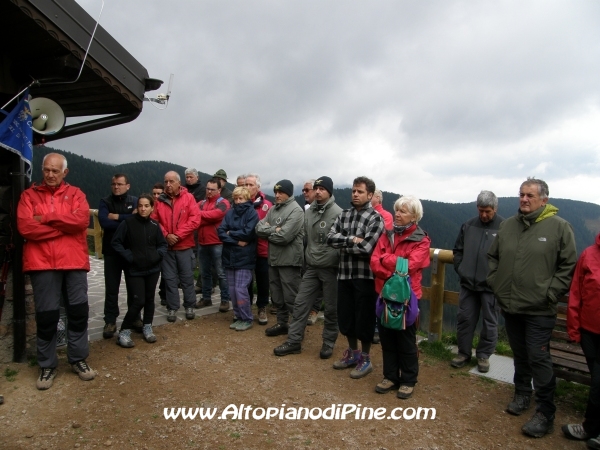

{"left": 87, "top": 209, "right": 103, "bottom": 259}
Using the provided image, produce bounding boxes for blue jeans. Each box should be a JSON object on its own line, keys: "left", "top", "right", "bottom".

{"left": 199, "top": 244, "right": 230, "bottom": 301}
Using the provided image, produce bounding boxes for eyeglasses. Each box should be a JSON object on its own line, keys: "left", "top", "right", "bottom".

{"left": 206, "top": 187, "right": 218, "bottom": 192}
{"left": 302, "top": 188, "right": 313, "bottom": 193}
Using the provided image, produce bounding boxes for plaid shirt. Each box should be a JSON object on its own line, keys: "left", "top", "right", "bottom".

{"left": 327, "top": 203, "right": 384, "bottom": 279}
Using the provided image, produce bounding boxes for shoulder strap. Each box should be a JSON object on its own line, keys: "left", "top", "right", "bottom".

{"left": 395, "top": 257, "right": 408, "bottom": 275}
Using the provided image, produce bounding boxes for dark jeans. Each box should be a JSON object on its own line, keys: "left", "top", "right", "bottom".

{"left": 580, "top": 328, "right": 600, "bottom": 436}
{"left": 456, "top": 288, "right": 499, "bottom": 359}
{"left": 248, "top": 256, "right": 270, "bottom": 308}
{"left": 378, "top": 320, "right": 418, "bottom": 386}
{"left": 103, "top": 253, "right": 131, "bottom": 324}
{"left": 337, "top": 278, "right": 377, "bottom": 344}
{"left": 121, "top": 272, "right": 160, "bottom": 330}
{"left": 504, "top": 312, "right": 557, "bottom": 418}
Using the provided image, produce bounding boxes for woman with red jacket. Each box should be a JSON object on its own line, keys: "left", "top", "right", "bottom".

{"left": 370, "top": 195, "right": 430, "bottom": 400}
{"left": 563, "top": 233, "right": 600, "bottom": 445}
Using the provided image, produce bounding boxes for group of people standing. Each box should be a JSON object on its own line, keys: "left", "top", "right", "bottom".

{"left": 16, "top": 153, "right": 600, "bottom": 446}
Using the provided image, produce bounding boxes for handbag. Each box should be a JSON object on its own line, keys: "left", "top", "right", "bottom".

{"left": 377, "top": 257, "right": 419, "bottom": 330}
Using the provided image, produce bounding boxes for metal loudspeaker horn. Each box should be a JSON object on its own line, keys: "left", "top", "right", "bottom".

{"left": 29, "top": 97, "right": 65, "bottom": 135}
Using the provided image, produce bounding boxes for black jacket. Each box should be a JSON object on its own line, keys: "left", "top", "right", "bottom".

{"left": 111, "top": 214, "right": 168, "bottom": 276}
{"left": 453, "top": 213, "right": 504, "bottom": 292}
{"left": 186, "top": 182, "right": 206, "bottom": 202}
{"left": 98, "top": 193, "right": 137, "bottom": 256}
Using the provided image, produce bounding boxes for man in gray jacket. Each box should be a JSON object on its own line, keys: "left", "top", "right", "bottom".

{"left": 451, "top": 190, "right": 504, "bottom": 373}
{"left": 273, "top": 176, "right": 342, "bottom": 358}
{"left": 256, "top": 180, "right": 305, "bottom": 337}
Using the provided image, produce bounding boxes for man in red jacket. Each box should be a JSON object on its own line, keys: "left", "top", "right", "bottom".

{"left": 17, "top": 153, "right": 96, "bottom": 390}
{"left": 152, "top": 171, "right": 201, "bottom": 323}
{"left": 196, "top": 178, "right": 230, "bottom": 312}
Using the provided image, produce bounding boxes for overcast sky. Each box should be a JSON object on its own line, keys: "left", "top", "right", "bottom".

{"left": 61, "top": 0, "right": 600, "bottom": 204}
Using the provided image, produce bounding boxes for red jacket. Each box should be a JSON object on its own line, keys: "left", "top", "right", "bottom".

{"left": 374, "top": 204, "right": 394, "bottom": 231}
{"left": 151, "top": 187, "right": 200, "bottom": 250}
{"left": 198, "top": 195, "right": 230, "bottom": 245}
{"left": 252, "top": 191, "right": 273, "bottom": 258}
{"left": 370, "top": 224, "right": 431, "bottom": 299}
{"left": 17, "top": 182, "right": 90, "bottom": 272}
{"left": 567, "top": 233, "right": 600, "bottom": 342}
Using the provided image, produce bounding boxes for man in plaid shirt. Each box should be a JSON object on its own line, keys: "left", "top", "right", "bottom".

{"left": 327, "top": 176, "right": 384, "bottom": 379}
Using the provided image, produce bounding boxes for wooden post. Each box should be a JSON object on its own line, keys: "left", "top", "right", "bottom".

{"left": 87, "top": 210, "right": 103, "bottom": 259}
{"left": 427, "top": 248, "right": 454, "bottom": 342}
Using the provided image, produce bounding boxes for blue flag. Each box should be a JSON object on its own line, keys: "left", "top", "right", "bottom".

{"left": 0, "top": 90, "right": 33, "bottom": 180}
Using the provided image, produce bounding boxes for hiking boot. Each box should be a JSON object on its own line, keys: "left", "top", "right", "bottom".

{"left": 236, "top": 320, "right": 253, "bottom": 331}
{"left": 219, "top": 301, "right": 230, "bottom": 313}
{"left": 307, "top": 310, "right": 318, "bottom": 325}
{"left": 397, "top": 385, "right": 414, "bottom": 399}
{"left": 167, "top": 309, "right": 177, "bottom": 322}
{"left": 185, "top": 307, "right": 195, "bottom": 320}
{"left": 258, "top": 307, "right": 268, "bottom": 325}
{"left": 507, "top": 393, "right": 531, "bottom": 416}
{"left": 36, "top": 367, "right": 57, "bottom": 390}
{"left": 588, "top": 436, "right": 600, "bottom": 449}
{"left": 196, "top": 299, "right": 212, "bottom": 308}
{"left": 269, "top": 305, "right": 278, "bottom": 315}
{"left": 274, "top": 341, "right": 301, "bottom": 356}
{"left": 143, "top": 324, "right": 157, "bottom": 343}
{"left": 230, "top": 320, "right": 243, "bottom": 330}
{"left": 71, "top": 360, "right": 96, "bottom": 381}
{"left": 265, "top": 323, "right": 288, "bottom": 337}
{"left": 562, "top": 424, "right": 589, "bottom": 440}
{"left": 522, "top": 411, "right": 554, "bottom": 438}
{"left": 319, "top": 343, "right": 333, "bottom": 359}
{"left": 451, "top": 354, "right": 470, "bottom": 368}
{"left": 117, "top": 329, "right": 135, "bottom": 348}
{"left": 194, "top": 286, "right": 202, "bottom": 294}
{"left": 372, "top": 331, "right": 380, "bottom": 344}
{"left": 350, "top": 353, "right": 373, "bottom": 379}
{"left": 333, "top": 348, "right": 361, "bottom": 369}
{"left": 375, "top": 378, "right": 398, "bottom": 394}
{"left": 477, "top": 357, "right": 490, "bottom": 373}
{"left": 103, "top": 323, "right": 116, "bottom": 339}
{"left": 160, "top": 296, "right": 167, "bottom": 306}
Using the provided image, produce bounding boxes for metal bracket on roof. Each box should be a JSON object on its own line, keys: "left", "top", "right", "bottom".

{"left": 432, "top": 248, "right": 441, "bottom": 275}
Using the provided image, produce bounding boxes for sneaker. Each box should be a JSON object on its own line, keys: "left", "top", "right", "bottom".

{"left": 269, "top": 305, "right": 278, "bottom": 315}
{"left": 219, "top": 301, "right": 230, "bottom": 313}
{"left": 36, "top": 367, "right": 57, "bottom": 390}
{"left": 132, "top": 318, "right": 144, "bottom": 333}
{"left": 117, "top": 329, "right": 135, "bottom": 348}
{"left": 561, "top": 424, "right": 589, "bottom": 440}
{"left": 71, "top": 360, "right": 96, "bottom": 381}
{"left": 319, "top": 343, "right": 333, "bottom": 359}
{"left": 102, "top": 323, "right": 116, "bottom": 339}
{"left": 274, "top": 341, "right": 301, "bottom": 356}
{"left": 143, "top": 324, "right": 157, "bottom": 343}
{"left": 230, "top": 320, "right": 243, "bottom": 330}
{"left": 333, "top": 348, "right": 361, "bottom": 370}
{"left": 397, "top": 385, "right": 414, "bottom": 399}
{"left": 477, "top": 357, "right": 490, "bottom": 373}
{"left": 588, "top": 436, "right": 600, "bottom": 449}
{"left": 522, "top": 411, "right": 554, "bottom": 438}
{"left": 507, "top": 393, "right": 531, "bottom": 416}
{"left": 258, "top": 307, "right": 268, "bottom": 325}
{"left": 451, "top": 354, "right": 470, "bottom": 368}
{"left": 307, "top": 310, "right": 318, "bottom": 325}
{"left": 372, "top": 331, "right": 380, "bottom": 344}
{"left": 350, "top": 353, "right": 373, "bottom": 379}
{"left": 167, "top": 309, "right": 177, "bottom": 322}
{"left": 195, "top": 299, "right": 212, "bottom": 308}
{"left": 265, "top": 323, "right": 288, "bottom": 337}
{"left": 236, "top": 320, "right": 253, "bottom": 331}
{"left": 185, "top": 307, "right": 195, "bottom": 320}
{"left": 375, "top": 378, "right": 398, "bottom": 394}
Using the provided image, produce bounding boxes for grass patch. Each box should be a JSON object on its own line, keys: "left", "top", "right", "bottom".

{"left": 418, "top": 340, "right": 453, "bottom": 361}
{"left": 555, "top": 379, "right": 589, "bottom": 413}
{"left": 4, "top": 367, "right": 19, "bottom": 381}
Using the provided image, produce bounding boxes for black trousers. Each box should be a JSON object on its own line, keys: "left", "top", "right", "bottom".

{"left": 103, "top": 253, "right": 131, "bottom": 324}
{"left": 337, "top": 279, "right": 376, "bottom": 344}
{"left": 378, "top": 320, "right": 419, "bottom": 386}
{"left": 121, "top": 272, "right": 160, "bottom": 330}
{"left": 580, "top": 328, "right": 600, "bottom": 436}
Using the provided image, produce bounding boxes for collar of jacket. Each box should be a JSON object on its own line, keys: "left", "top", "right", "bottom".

{"left": 311, "top": 195, "right": 336, "bottom": 213}
{"left": 34, "top": 181, "right": 67, "bottom": 193}
{"left": 350, "top": 200, "right": 372, "bottom": 212}
{"left": 274, "top": 196, "right": 295, "bottom": 209}
{"left": 518, "top": 203, "right": 558, "bottom": 228}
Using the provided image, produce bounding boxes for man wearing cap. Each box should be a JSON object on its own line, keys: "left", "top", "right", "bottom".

{"left": 274, "top": 176, "right": 342, "bottom": 358}
{"left": 213, "top": 169, "right": 233, "bottom": 204}
{"left": 256, "top": 180, "right": 304, "bottom": 337}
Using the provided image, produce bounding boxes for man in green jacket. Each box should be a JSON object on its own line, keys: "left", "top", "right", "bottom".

{"left": 487, "top": 177, "right": 577, "bottom": 438}
{"left": 256, "top": 180, "right": 305, "bottom": 337}
{"left": 273, "top": 176, "right": 343, "bottom": 358}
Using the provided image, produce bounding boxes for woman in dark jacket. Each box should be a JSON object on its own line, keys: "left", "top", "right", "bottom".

{"left": 218, "top": 187, "right": 259, "bottom": 331}
{"left": 112, "top": 194, "right": 167, "bottom": 347}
